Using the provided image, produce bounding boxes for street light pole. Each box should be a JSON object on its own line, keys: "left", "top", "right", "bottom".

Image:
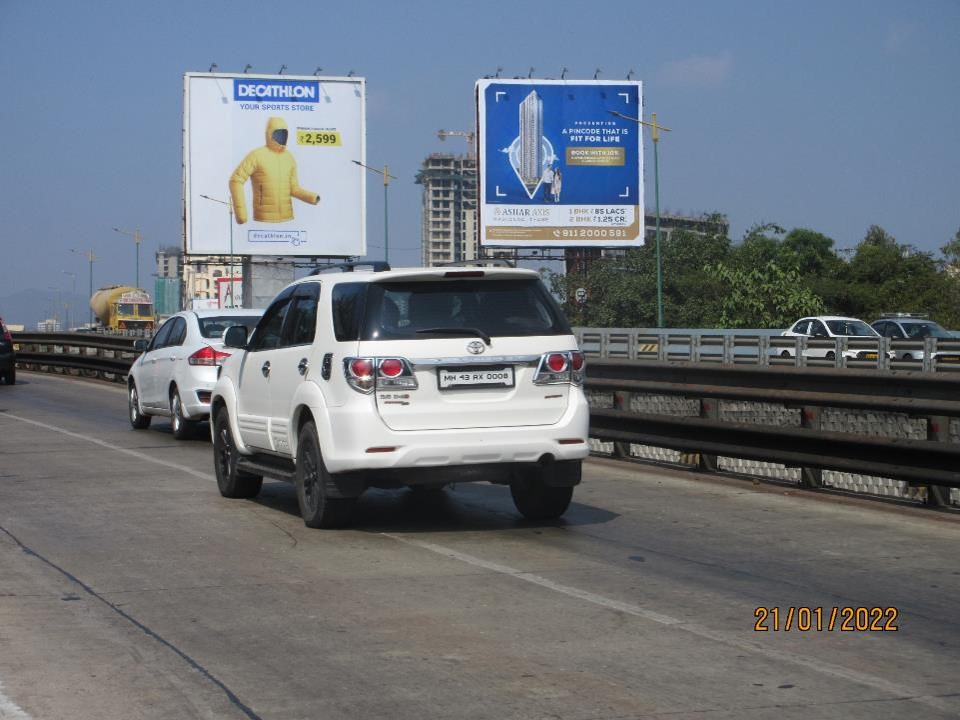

{"left": 70, "top": 249, "right": 97, "bottom": 325}
{"left": 651, "top": 113, "right": 665, "bottom": 329}
{"left": 352, "top": 160, "right": 396, "bottom": 264}
{"left": 63, "top": 270, "right": 77, "bottom": 330}
{"left": 113, "top": 227, "right": 142, "bottom": 288}
{"left": 608, "top": 109, "right": 671, "bottom": 327}
{"left": 199, "top": 194, "right": 236, "bottom": 307}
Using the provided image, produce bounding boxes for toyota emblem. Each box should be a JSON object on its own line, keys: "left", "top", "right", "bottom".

{"left": 466, "top": 340, "right": 485, "bottom": 355}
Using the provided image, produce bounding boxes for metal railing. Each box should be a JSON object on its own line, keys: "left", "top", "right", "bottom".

{"left": 586, "top": 358, "right": 960, "bottom": 505}
{"left": 12, "top": 332, "right": 138, "bottom": 383}
{"left": 574, "top": 328, "right": 960, "bottom": 372}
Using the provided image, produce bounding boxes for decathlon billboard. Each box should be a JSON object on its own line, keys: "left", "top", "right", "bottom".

{"left": 184, "top": 73, "right": 366, "bottom": 257}
{"left": 476, "top": 78, "right": 643, "bottom": 248}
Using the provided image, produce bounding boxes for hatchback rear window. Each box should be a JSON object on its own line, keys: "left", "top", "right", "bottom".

{"left": 356, "top": 278, "right": 570, "bottom": 341}
{"left": 199, "top": 315, "right": 262, "bottom": 339}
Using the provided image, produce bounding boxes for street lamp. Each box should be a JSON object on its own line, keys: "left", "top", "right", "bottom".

{"left": 70, "top": 248, "right": 97, "bottom": 325}
{"left": 609, "top": 109, "right": 671, "bottom": 328}
{"left": 47, "top": 286, "right": 63, "bottom": 330}
{"left": 63, "top": 270, "right": 77, "bottom": 330}
{"left": 352, "top": 160, "right": 396, "bottom": 264}
{"left": 113, "top": 227, "right": 142, "bottom": 289}
{"left": 199, "top": 194, "right": 236, "bottom": 305}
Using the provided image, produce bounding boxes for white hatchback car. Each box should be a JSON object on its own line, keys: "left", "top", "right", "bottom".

{"left": 210, "top": 263, "right": 590, "bottom": 528}
{"left": 128, "top": 309, "right": 263, "bottom": 438}
{"left": 780, "top": 315, "right": 884, "bottom": 360}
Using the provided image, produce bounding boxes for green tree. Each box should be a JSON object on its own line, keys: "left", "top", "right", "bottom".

{"left": 861, "top": 224, "right": 897, "bottom": 248}
{"left": 780, "top": 228, "right": 840, "bottom": 277}
{"left": 729, "top": 222, "right": 784, "bottom": 272}
{"left": 706, "top": 260, "right": 824, "bottom": 328}
{"left": 660, "top": 228, "right": 730, "bottom": 327}
{"left": 940, "top": 228, "right": 960, "bottom": 267}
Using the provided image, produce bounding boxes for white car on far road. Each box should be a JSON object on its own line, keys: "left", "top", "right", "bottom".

{"left": 780, "top": 316, "right": 884, "bottom": 360}
{"left": 128, "top": 309, "right": 263, "bottom": 438}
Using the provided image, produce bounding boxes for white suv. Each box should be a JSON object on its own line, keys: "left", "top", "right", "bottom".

{"left": 210, "top": 263, "right": 590, "bottom": 528}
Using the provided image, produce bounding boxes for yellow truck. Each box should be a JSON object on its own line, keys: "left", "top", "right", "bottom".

{"left": 89, "top": 285, "right": 155, "bottom": 333}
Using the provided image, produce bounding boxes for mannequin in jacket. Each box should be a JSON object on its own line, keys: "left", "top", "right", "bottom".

{"left": 229, "top": 116, "right": 319, "bottom": 224}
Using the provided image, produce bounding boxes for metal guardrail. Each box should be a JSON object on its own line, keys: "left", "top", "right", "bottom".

{"left": 12, "top": 331, "right": 959, "bottom": 505}
{"left": 586, "top": 358, "right": 960, "bottom": 505}
{"left": 12, "top": 332, "right": 138, "bottom": 382}
{"left": 574, "top": 327, "right": 960, "bottom": 372}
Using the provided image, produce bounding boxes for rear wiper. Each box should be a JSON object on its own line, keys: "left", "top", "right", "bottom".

{"left": 414, "top": 327, "right": 491, "bottom": 346}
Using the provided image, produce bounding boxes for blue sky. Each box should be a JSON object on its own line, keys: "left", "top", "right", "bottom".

{"left": 1, "top": 0, "right": 958, "bottom": 301}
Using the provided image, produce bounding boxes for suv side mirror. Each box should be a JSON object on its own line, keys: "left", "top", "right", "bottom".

{"left": 133, "top": 339, "right": 148, "bottom": 352}
{"left": 223, "top": 325, "right": 248, "bottom": 349}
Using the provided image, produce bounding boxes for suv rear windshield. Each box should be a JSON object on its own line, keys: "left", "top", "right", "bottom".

{"left": 332, "top": 278, "right": 571, "bottom": 341}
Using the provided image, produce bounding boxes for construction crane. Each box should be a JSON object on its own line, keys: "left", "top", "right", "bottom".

{"left": 437, "top": 129, "right": 476, "bottom": 158}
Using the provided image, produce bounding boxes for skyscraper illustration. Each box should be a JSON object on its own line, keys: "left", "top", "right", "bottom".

{"left": 518, "top": 91, "right": 543, "bottom": 191}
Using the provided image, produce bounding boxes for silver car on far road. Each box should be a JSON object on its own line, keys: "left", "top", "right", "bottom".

{"left": 871, "top": 315, "right": 960, "bottom": 363}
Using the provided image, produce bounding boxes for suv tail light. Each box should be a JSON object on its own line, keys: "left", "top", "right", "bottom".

{"left": 188, "top": 345, "right": 231, "bottom": 366}
{"left": 344, "top": 357, "right": 418, "bottom": 393}
{"left": 533, "top": 351, "right": 585, "bottom": 386}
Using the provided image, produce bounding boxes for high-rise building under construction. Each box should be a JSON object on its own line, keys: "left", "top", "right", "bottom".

{"left": 415, "top": 153, "right": 477, "bottom": 266}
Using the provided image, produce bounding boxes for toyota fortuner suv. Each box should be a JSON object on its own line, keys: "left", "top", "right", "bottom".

{"left": 210, "top": 262, "right": 589, "bottom": 528}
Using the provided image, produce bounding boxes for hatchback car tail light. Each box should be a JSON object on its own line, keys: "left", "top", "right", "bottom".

{"left": 534, "top": 351, "right": 586, "bottom": 386}
{"left": 188, "top": 345, "right": 231, "bottom": 366}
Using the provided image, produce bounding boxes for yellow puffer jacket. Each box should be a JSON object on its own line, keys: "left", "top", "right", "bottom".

{"left": 229, "top": 117, "right": 320, "bottom": 224}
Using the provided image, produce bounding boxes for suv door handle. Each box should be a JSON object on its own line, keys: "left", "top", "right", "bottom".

{"left": 261, "top": 361, "right": 271, "bottom": 377}
{"left": 297, "top": 358, "right": 309, "bottom": 376}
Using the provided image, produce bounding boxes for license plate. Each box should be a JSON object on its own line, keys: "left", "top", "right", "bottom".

{"left": 862, "top": 352, "right": 878, "bottom": 360}
{"left": 438, "top": 366, "right": 514, "bottom": 389}
{"left": 938, "top": 356, "right": 960, "bottom": 363}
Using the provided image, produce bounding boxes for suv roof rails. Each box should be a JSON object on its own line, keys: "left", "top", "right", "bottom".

{"left": 310, "top": 261, "right": 391, "bottom": 275}
{"left": 881, "top": 312, "right": 928, "bottom": 319}
{"left": 439, "top": 259, "right": 515, "bottom": 269}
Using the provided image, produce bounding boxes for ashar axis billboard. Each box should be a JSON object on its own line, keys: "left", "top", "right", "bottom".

{"left": 184, "top": 73, "right": 366, "bottom": 258}
{"left": 476, "top": 78, "right": 644, "bottom": 248}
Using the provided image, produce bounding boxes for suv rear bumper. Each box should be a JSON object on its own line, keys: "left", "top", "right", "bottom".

{"left": 319, "top": 391, "right": 590, "bottom": 474}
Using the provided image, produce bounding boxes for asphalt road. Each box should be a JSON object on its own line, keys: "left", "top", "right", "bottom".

{"left": 1, "top": 372, "right": 959, "bottom": 720}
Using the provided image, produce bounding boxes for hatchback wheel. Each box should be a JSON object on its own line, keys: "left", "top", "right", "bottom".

{"left": 213, "top": 408, "right": 262, "bottom": 498}
{"left": 128, "top": 382, "right": 151, "bottom": 429}
{"left": 296, "top": 421, "right": 355, "bottom": 528}
{"left": 170, "top": 388, "right": 197, "bottom": 440}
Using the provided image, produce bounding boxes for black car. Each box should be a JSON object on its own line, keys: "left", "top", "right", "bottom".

{"left": 0, "top": 317, "right": 15, "bottom": 385}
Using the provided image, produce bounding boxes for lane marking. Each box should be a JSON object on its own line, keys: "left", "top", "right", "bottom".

{"left": 0, "top": 680, "right": 32, "bottom": 720}
{"left": 382, "top": 534, "right": 955, "bottom": 714}
{"left": 0, "top": 412, "right": 214, "bottom": 482}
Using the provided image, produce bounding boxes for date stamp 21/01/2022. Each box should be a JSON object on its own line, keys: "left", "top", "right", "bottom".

{"left": 754, "top": 607, "right": 899, "bottom": 632}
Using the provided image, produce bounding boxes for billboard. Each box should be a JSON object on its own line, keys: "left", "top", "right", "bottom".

{"left": 184, "top": 73, "right": 366, "bottom": 257}
{"left": 476, "top": 79, "right": 643, "bottom": 248}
